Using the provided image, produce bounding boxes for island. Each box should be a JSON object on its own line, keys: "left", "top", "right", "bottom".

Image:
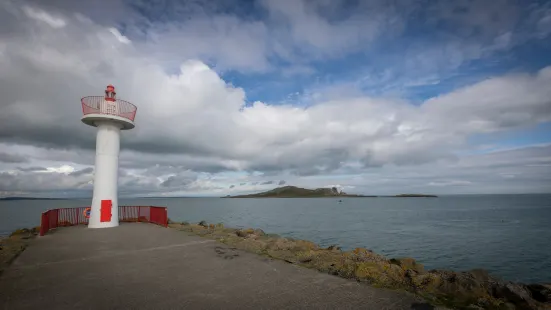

{"left": 225, "top": 186, "right": 373, "bottom": 198}
{"left": 224, "top": 186, "right": 437, "bottom": 198}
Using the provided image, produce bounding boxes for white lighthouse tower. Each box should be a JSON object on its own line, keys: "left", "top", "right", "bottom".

{"left": 81, "top": 85, "right": 137, "bottom": 228}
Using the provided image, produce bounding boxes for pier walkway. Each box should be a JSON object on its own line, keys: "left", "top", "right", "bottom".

{"left": 0, "top": 224, "right": 432, "bottom": 309}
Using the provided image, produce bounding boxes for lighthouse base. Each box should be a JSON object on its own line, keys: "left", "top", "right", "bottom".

{"left": 88, "top": 121, "right": 121, "bottom": 229}
{"left": 88, "top": 198, "right": 119, "bottom": 229}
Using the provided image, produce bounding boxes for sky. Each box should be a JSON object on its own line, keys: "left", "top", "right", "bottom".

{"left": 0, "top": 0, "right": 550, "bottom": 197}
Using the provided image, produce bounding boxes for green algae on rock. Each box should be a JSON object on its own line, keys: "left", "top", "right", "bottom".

{"left": 1, "top": 227, "right": 38, "bottom": 275}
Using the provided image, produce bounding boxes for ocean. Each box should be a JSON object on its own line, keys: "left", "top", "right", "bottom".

{"left": 1, "top": 194, "right": 550, "bottom": 283}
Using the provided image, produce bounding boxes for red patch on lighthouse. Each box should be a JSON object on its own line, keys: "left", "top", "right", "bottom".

{"left": 100, "top": 200, "right": 112, "bottom": 222}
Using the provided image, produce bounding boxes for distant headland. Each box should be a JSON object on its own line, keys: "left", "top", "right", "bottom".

{"left": 224, "top": 186, "right": 437, "bottom": 198}
{"left": 0, "top": 197, "right": 67, "bottom": 201}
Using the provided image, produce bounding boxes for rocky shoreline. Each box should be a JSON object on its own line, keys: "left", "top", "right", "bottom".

{"left": 0, "top": 228, "right": 39, "bottom": 276}
{"left": 169, "top": 221, "right": 551, "bottom": 310}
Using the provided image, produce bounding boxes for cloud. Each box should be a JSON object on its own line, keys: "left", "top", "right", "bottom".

{"left": 108, "top": 28, "right": 131, "bottom": 44}
{"left": 278, "top": 180, "right": 286, "bottom": 185}
{"left": 0, "top": 1, "right": 549, "bottom": 196}
{"left": 69, "top": 167, "right": 93, "bottom": 177}
{"left": 0, "top": 152, "right": 28, "bottom": 163}
{"left": 428, "top": 180, "right": 473, "bottom": 187}
{"left": 17, "top": 166, "right": 47, "bottom": 172}
{"left": 22, "top": 5, "right": 66, "bottom": 28}
{"left": 229, "top": 185, "right": 235, "bottom": 188}
{"left": 2, "top": 4, "right": 550, "bottom": 173}
{"left": 0, "top": 166, "right": 92, "bottom": 193}
{"left": 159, "top": 171, "right": 198, "bottom": 188}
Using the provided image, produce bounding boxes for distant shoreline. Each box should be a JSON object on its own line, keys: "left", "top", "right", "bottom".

{"left": 223, "top": 186, "right": 438, "bottom": 198}
{"left": 223, "top": 195, "right": 438, "bottom": 198}
{"left": 0, "top": 197, "right": 68, "bottom": 201}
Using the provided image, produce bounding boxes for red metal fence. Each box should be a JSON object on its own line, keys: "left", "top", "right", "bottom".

{"left": 40, "top": 206, "right": 168, "bottom": 236}
{"left": 81, "top": 96, "right": 137, "bottom": 122}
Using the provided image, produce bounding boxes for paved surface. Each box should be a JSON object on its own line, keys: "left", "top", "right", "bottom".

{"left": 0, "top": 224, "right": 435, "bottom": 310}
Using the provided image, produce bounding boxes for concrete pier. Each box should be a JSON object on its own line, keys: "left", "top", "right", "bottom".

{"left": 0, "top": 224, "right": 432, "bottom": 309}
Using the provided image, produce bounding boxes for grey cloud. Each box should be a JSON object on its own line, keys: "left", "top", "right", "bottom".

{"left": 160, "top": 173, "right": 197, "bottom": 188}
{"left": 17, "top": 166, "right": 46, "bottom": 172}
{"left": 0, "top": 152, "right": 28, "bottom": 163}
{"left": 240, "top": 182, "right": 246, "bottom": 186}
{"left": 69, "top": 167, "right": 93, "bottom": 177}
{"left": 278, "top": 180, "right": 286, "bottom": 185}
{"left": 0, "top": 143, "right": 547, "bottom": 196}
{"left": 0, "top": 170, "right": 93, "bottom": 193}
{"left": 229, "top": 185, "right": 235, "bottom": 188}
{"left": 2, "top": 2, "right": 550, "bottom": 175}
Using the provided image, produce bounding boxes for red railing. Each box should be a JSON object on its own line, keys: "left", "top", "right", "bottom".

{"left": 81, "top": 96, "right": 137, "bottom": 122}
{"left": 39, "top": 206, "right": 168, "bottom": 236}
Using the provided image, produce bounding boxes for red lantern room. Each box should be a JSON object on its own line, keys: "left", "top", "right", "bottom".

{"left": 81, "top": 84, "right": 137, "bottom": 130}
{"left": 105, "top": 84, "right": 116, "bottom": 102}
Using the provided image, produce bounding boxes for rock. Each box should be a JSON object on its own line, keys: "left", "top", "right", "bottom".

{"left": 198, "top": 220, "right": 208, "bottom": 227}
{"left": 349, "top": 247, "right": 386, "bottom": 263}
{"left": 353, "top": 261, "right": 405, "bottom": 287}
{"left": 291, "top": 240, "right": 319, "bottom": 251}
{"left": 492, "top": 282, "right": 533, "bottom": 306}
{"left": 235, "top": 239, "right": 268, "bottom": 254}
{"left": 326, "top": 245, "right": 341, "bottom": 251}
{"left": 235, "top": 230, "right": 249, "bottom": 237}
{"left": 412, "top": 273, "right": 441, "bottom": 290}
{"left": 390, "top": 257, "right": 425, "bottom": 274}
{"left": 9, "top": 228, "right": 31, "bottom": 237}
{"left": 527, "top": 284, "right": 551, "bottom": 303}
{"left": 235, "top": 228, "right": 263, "bottom": 238}
{"left": 501, "top": 303, "right": 516, "bottom": 310}
{"left": 253, "top": 229, "right": 265, "bottom": 236}
{"left": 267, "top": 238, "right": 291, "bottom": 250}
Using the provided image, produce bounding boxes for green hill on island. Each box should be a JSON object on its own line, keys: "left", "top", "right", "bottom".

{"left": 226, "top": 186, "right": 372, "bottom": 198}
{"left": 225, "top": 186, "right": 437, "bottom": 198}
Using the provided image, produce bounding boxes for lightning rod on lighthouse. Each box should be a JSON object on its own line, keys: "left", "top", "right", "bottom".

{"left": 81, "top": 85, "right": 137, "bottom": 228}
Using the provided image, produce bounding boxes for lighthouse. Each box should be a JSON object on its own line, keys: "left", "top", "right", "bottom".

{"left": 81, "top": 85, "right": 137, "bottom": 228}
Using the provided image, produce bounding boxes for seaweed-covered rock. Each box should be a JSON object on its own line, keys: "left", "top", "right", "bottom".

{"left": 198, "top": 220, "right": 208, "bottom": 227}
{"left": 9, "top": 228, "right": 31, "bottom": 237}
{"left": 235, "top": 230, "right": 249, "bottom": 237}
{"left": 390, "top": 257, "right": 425, "bottom": 274}
{"left": 527, "top": 283, "right": 551, "bottom": 303}
{"left": 354, "top": 261, "right": 405, "bottom": 287}
{"left": 492, "top": 282, "right": 535, "bottom": 308}
{"left": 253, "top": 229, "right": 265, "bottom": 236}
{"left": 347, "top": 247, "right": 386, "bottom": 263}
